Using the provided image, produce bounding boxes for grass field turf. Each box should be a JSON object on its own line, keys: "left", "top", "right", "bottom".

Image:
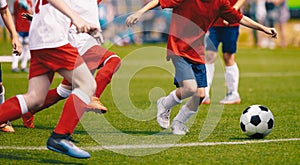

{"left": 0, "top": 42, "right": 299, "bottom": 164}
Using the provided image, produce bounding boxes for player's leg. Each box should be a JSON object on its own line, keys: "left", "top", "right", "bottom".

{"left": 157, "top": 56, "right": 199, "bottom": 129}
{"left": 47, "top": 62, "right": 95, "bottom": 159}
{"left": 20, "top": 34, "right": 30, "bottom": 72}
{"left": 204, "top": 27, "right": 220, "bottom": 104}
{"left": 219, "top": 26, "right": 241, "bottom": 104}
{"left": 0, "top": 74, "right": 51, "bottom": 124}
{"left": 94, "top": 53, "right": 121, "bottom": 98}
{"left": 0, "top": 63, "right": 15, "bottom": 132}
{"left": 11, "top": 36, "right": 23, "bottom": 72}
{"left": 171, "top": 63, "right": 206, "bottom": 135}
{"left": 22, "top": 82, "right": 72, "bottom": 128}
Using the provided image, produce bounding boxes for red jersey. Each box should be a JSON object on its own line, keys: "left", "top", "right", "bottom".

{"left": 213, "top": 0, "right": 240, "bottom": 27}
{"left": 159, "top": 0, "right": 243, "bottom": 64}
{"left": 13, "top": 0, "right": 33, "bottom": 32}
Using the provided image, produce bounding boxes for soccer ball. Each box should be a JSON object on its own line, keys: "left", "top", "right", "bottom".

{"left": 240, "top": 105, "right": 274, "bottom": 139}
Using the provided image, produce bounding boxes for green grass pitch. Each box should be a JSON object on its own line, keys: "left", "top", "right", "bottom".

{"left": 0, "top": 42, "right": 299, "bottom": 164}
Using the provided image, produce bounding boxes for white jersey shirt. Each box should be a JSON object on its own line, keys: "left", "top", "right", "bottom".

{"left": 0, "top": 0, "right": 8, "bottom": 10}
{"left": 68, "top": 0, "right": 101, "bottom": 55}
{"left": 29, "top": 0, "right": 71, "bottom": 50}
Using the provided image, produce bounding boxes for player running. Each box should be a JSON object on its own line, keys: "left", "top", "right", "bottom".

{"left": 0, "top": 0, "right": 22, "bottom": 132}
{"left": 0, "top": 0, "right": 102, "bottom": 159}
{"left": 126, "top": 0, "right": 277, "bottom": 135}
{"left": 203, "top": 0, "right": 246, "bottom": 105}
{"left": 21, "top": 0, "right": 121, "bottom": 129}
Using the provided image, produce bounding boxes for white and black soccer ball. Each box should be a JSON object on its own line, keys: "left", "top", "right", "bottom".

{"left": 240, "top": 105, "right": 274, "bottom": 139}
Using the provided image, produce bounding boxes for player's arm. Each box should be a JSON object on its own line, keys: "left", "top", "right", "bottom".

{"left": 223, "top": 0, "right": 246, "bottom": 25}
{"left": 126, "top": 0, "right": 159, "bottom": 27}
{"left": 47, "top": 0, "right": 103, "bottom": 43}
{"left": 0, "top": 8, "right": 22, "bottom": 55}
{"left": 239, "top": 15, "right": 277, "bottom": 38}
{"left": 232, "top": 0, "right": 246, "bottom": 10}
{"left": 47, "top": 0, "right": 98, "bottom": 33}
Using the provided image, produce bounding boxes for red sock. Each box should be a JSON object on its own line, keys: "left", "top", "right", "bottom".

{"left": 0, "top": 96, "right": 22, "bottom": 124}
{"left": 33, "top": 88, "right": 64, "bottom": 114}
{"left": 54, "top": 94, "right": 86, "bottom": 135}
{"left": 95, "top": 57, "right": 121, "bottom": 97}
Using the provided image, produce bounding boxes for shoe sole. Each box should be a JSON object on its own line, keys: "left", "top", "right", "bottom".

{"left": 47, "top": 145, "right": 90, "bottom": 159}
{"left": 219, "top": 100, "right": 241, "bottom": 105}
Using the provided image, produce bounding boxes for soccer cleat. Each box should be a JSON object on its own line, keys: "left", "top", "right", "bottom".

{"left": 86, "top": 96, "right": 107, "bottom": 114}
{"left": 12, "top": 68, "right": 20, "bottom": 73}
{"left": 171, "top": 120, "right": 189, "bottom": 135}
{"left": 21, "top": 68, "right": 29, "bottom": 73}
{"left": 219, "top": 92, "right": 241, "bottom": 104}
{"left": 156, "top": 97, "right": 171, "bottom": 129}
{"left": 0, "top": 121, "right": 15, "bottom": 132}
{"left": 47, "top": 133, "right": 91, "bottom": 159}
{"left": 22, "top": 112, "right": 35, "bottom": 128}
{"left": 202, "top": 97, "right": 211, "bottom": 105}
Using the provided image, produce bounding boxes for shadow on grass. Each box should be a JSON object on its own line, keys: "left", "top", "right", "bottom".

{"left": 0, "top": 152, "right": 84, "bottom": 165}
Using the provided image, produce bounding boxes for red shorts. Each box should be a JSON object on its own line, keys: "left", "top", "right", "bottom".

{"left": 82, "top": 45, "right": 115, "bottom": 70}
{"left": 61, "top": 45, "right": 116, "bottom": 86}
{"left": 29, "top": 44, "right": 84, "bottom": 80}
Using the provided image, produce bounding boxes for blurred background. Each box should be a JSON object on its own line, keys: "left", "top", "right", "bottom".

{"left": 1, "top": 0, "right": 300, "bottom": 48}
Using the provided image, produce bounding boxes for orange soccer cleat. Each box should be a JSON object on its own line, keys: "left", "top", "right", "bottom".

{"left": 0, "top": 121, "right": 15, "bottom": 132}
{"left": 86, "top": 96, "right": 107, "bottom": 114}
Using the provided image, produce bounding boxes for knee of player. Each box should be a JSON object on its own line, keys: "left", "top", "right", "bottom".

{"left": 205, "top": 51, "right": 217, "bottom": 64}
{"left": 183, "top": 85, "right": 198, "bottom": 96}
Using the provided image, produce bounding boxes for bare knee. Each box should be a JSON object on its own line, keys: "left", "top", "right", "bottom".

{"left": 205, "top": 51, "right": 217, "bottom": 64}
{"left": 23, "top": 92, "right": 45, "bottom": 110}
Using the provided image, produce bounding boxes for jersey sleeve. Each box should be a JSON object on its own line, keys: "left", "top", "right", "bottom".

{"left": 219, "top": 0, "right": 243, "bottom": 24}
{"left": 159, "top": 0, "right": 185, "bottom": 9}
{"left": 0, "top": 0, "right": 8, "bottom": 10}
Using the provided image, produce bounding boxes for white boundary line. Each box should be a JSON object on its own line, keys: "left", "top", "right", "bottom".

{"left": 0, "top": 138, "right": 299, "bottom": 151}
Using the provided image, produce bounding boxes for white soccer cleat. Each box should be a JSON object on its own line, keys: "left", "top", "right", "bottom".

{"left": 171, "top": 120, "right": 189, "bottom": 135}
{"left": 156, "top": 97, "right": 171, "bottom": 129}
{"left": 219, "top": 92, "right": 241, "bottom": 104}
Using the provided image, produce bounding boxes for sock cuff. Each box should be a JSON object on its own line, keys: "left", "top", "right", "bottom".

{"left": 16, "top": 95, "right": 28, "bottom": 115}
{"left": 171, "top": 90, "right": 182, "bottom": 103}
{"left": 103, "top": 55, "right": 120, "bottom": 66}
{"left": 57, "top": 84, "right": 72, "bottom": 98}
{"left": 225, "top": 63, "right": 238, "bottom": 70}
{"left": 72, "top": 88, "right": 90, "bottom": 105}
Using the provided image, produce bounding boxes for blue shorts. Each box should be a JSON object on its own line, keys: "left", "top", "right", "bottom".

{"left": 205, "top": 26, "right": 239, "bottom": 53}
{"left": 18, "top": 32, "right": 29, "bottom": 38}
{"left": 171, "top": 56, "right": 207, "bottom": 88}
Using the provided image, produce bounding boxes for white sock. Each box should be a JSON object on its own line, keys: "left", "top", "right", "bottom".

{"left": 16, "top": 95, "right": 28, "bottom": 115}
{"left": 57, "top": 84, "right": 72, "bottom": 98}
{"left": 12, "top": 53, "right": 20, "bottom": 69}
{"left": 173, "top": 104, "right": 196, "bottom": 123}
{"left": 225, "top": 63, "right": 239, "bottom": 94}
{"left": 72, "top": 88, "right": 90, "bottom": 105}
{"left": 205, "top": 63, "right": 215, "bottom": 97}
{"left": 21, "top": 45, "right": 30, "bottom": 69}
{"left": 163, "top": 90, "right": 182, "bottom": 110}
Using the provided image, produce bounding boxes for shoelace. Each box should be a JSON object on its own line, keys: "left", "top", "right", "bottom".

{"left": 161, "top": 109, "right": 171, "bottom": 120}
{"left": 66, "top": 136, "right": 80, "bottom": 143}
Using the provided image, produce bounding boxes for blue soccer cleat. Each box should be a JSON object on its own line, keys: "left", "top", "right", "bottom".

{"left": 46, "top": 133, "right": 91, "bottom": 159}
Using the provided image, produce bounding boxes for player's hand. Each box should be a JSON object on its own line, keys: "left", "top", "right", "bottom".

{"left": 126, "top": 11, "right": 143, "bottom": 27}
{"left": 72, "top": 17, "right": 98, "bottom": 33}
{"left": 22, "top": 12, "right": 33, "bottom": 21}
{"left": 88, "top": 29, "right": 104, "bottom": 45}
{"left": 11, "top": 37, "right": 22, "bottom": 56}
{"left": 264, "top": 27, "right": 277, "bottom": 39}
